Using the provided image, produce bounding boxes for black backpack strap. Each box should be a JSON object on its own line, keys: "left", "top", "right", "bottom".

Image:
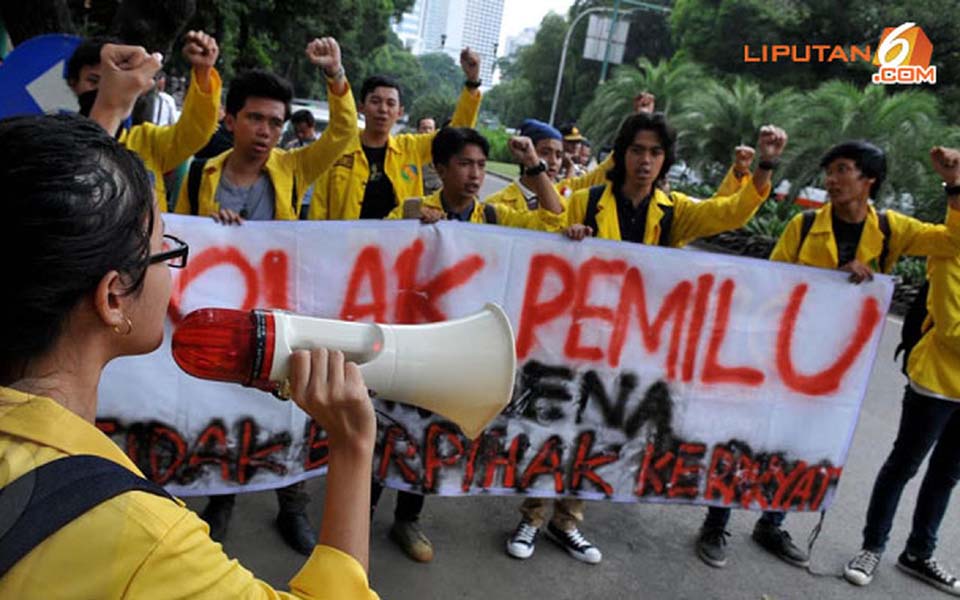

{"left": 483, "top": 202, "right": 498, "bottom": 225}
{"left": 584, "top": 184, "right": 605, "bottom": 235}
{"left": 797, "top": 209, "right": 817, "bottom": 254}
{"left": 658, "top": 195, "right": 676, "bottom": 247}
{"left": 0, "top": 455, "right": 174, "bottom": 578}
{"left": 187, "top": 158, "right": 208, "bottom": 216}
{"left": 877, "top": 209, "right": 892, "bottom": 272}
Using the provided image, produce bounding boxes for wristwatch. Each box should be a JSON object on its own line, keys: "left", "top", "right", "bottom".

{"left": 464, "top": 79, "right": 482, "bottom": 89}
{"left": 944, "top": 181, "right": 960, "bottom": 196}
{"left": 524, "top": 159, "right": 548, "bottom": 177}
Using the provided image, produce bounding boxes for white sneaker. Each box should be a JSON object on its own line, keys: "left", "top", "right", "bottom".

{"left": 844, "top": 549, "right": 881, "bottom": 586}
{"left": 506, "top": 520, "right": 539, "bottom": 559}
{"left": 547, "top": 522, "right": 602, "bottom": 564}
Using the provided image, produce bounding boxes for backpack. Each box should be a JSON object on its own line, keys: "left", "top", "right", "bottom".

{"left": 0, "top": 455, "right": 174, "bottom": 578}
{"left": 187, "top": 158, "right": 298, "bottom": 216}
{"left": 483, "top": 203, "right": 497, "bottom": 225}
{"left": 894, "top": 280, "right": 931, "bottom": 374}
{"left": 583, "top": 184, "right": 674, "bottom": 246}
{"left": 797, "top": 208, "right": 891, "bottom": 271}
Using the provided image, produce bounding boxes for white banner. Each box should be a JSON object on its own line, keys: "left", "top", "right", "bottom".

{"left": 98, "top": 216, "right": 893, "bottom": 512}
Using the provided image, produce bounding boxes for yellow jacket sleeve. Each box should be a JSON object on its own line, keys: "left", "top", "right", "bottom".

{"left": 714, "top": 166, "right": 750, "bottom": 198}
{"left": 123, "top": 507, "right": 378, "bottom": 599}
{"left": 565, "top": 188, "right": 590, "bottom": 228}
{"left": 493, "top": 203, "right": 563, "bottom": 231}
{"left": 886, "top": 208, "right": 960, "bottom": 259}
{"left": 670, "top": 180, "right": 770, "bottom": 246}
{"left": 907, "top": 254, "right": 960, "bottom": 398}
{"left": 557, "top": 154, "right": 613, "bottom": 192}
{"left": 122, "top": 68, "right": 222, "bottom": 210}
{"left": 769, "top": 212, "right": 805, "bottom": 263}
{"left": 286, "top": 82, "right": 359, "bottom": 192}
{"left": 408, "top": 87, "right": 483, "bottom": 166}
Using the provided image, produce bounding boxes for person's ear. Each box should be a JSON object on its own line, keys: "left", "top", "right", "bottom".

{"left": 224, "top": 113, "right": 236, "bottom": 133}
{"left": 92, "top": 270, "right": 132, "bottom": 332}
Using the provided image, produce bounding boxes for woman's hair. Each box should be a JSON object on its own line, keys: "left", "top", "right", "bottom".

{"left": 0, "top": 114, "right": 155, "bottom": 383}
{"left": 607, "top": 112, "right": 677, "bottom": 188}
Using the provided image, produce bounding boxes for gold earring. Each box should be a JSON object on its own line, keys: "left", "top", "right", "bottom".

{"left": 113, "top": 316, "right": 134, "bottom": 336}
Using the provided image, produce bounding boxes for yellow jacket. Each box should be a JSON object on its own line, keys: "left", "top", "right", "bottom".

{"left": 908, "top": 254, "right": 960, "bottom": 398}
{"left": 174, "top": 82, "right": 358, "bottom": 220}
{"left": 307, "top": 88, "right": 481, "bottom": 220}
{"left": 769, "top": 203, "right": 960, "bottom": 272}
{"left": 0, "top": 387, "right": 378, "bottom": 599}
{"left": 120, "top": 68, "right": 222, "bottom": 212}
{"left": 565, "top": 178, "right": 770, "bottom": 247}
{"left": 483, "top": 155, "right": 614, "bottom": 213}
{"left": 388, "top": 188, "right": 563, "bottom": 231}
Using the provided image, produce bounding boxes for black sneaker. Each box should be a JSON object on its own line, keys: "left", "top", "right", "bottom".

{"left": 697, "top": 525, "right": 730, "bottom": 568}
{"left": 844, "top": 549, "right": 881, "bottom": 586}
{"left": 546, "top": 522, "right": 602, "bottom": 564}
{"left": 751, "top": 520, "right": 810, "bottom": 568}
{"left": 897, "top": 552, "right": 960, "bottom": 596}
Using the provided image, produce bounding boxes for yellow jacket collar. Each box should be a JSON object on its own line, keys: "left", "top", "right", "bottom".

{"left": 0, "top": 386, "right": 144, "bottom": 477}
{"left": 810, "top": 202, "right": 885, "bottom": 266}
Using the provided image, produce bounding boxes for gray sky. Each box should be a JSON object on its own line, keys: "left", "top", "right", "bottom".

{"left": 499, "top": 0, "right": 575, "bottom": 48}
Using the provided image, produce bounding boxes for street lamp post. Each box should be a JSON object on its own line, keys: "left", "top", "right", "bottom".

{"left": 548, "top": 6, "right": 624, "bottom": 126}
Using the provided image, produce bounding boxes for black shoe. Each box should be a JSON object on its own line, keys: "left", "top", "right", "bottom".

{"left": 200, "top": 495, "right": 235, "bottom": 543}
{"left": 276, "top": 510, "right": 318, "bottom": 556}
{"left": 752, "top": 520, "right": 809, "bottom": 568}
{"left": 897, "top": 552, "right": 960, "bottom": 596}
{"left": 697, "top": 525, "right": 730, "bottom": 568}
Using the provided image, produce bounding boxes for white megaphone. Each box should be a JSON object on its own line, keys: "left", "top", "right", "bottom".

{"left": 171, "top": 304, "right": 516, "bottom": 438}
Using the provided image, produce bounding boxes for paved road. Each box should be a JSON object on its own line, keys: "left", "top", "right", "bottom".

{"left": 184, "top": 173, "right": 960, "bottom": 599}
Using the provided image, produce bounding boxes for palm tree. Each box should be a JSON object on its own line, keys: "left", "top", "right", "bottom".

{"left": 674, "top": 78, "right": 801, "bottom": 180}
{"left": 578, "top": 56, "right": 706, "bottom": 148}
{"left": 781, "top": 81, "right": 948, "bottom": 221}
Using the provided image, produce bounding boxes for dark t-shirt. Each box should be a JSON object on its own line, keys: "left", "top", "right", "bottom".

{"left": 832, "top": 213, "right": 866, "bottom": 266}
{"left": 614, "top": 186, "right": 653, "bottom": 244}
{"left": 359, "top": 145, "right": 396, "bottom": 220}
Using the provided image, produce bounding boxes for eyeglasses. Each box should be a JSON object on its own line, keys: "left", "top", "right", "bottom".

{"left": 149, "top": 234, "right": 189, "bottom": 268}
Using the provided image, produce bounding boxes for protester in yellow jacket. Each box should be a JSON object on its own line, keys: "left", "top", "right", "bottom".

{"left": 771, "top": 144, "right": 960, "bottom": 275}
{"left": 76, "top": 31, "right": 222, "bottom": 211}
{"left": 563, "top": 114, "right": 784, "bottom": 248}
{"left": 308, "top": 49, "right": 483, "bottom": 221}
{"left": 840, "top": 145, "right": 960, "bottom": 595}
{"left": 174, "top": 40, "right": 356, "bottom": 221}
{"left": 0, "top": 80, "right": 378, "bottom": 599}
{"left": 391, "top": 130, "right": 564, "bottom": 230}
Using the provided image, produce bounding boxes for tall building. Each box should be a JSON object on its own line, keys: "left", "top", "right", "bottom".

{"left": 504, "top": 26, "right": 537, "bottom": 58}
{"left": 392, "top": 0, "right": 505, "bottom": 89}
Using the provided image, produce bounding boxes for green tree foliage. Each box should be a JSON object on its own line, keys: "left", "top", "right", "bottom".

{"left": 578, "top": 56, "right": 705, "bottom": 147}
{"left": 408, "top": 93, "right": 456, "bottom": 131}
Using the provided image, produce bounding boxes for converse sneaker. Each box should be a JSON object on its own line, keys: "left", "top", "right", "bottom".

{"left": 897, "top": 552, "right": 960, "bottom": 596}
{"left": 506, "top": 520, "right": 539, "bottom": 559}
{"left": 696, "top": 525, "right": 730, "bottom": 568}
{"left": 844, "top": 549, "right": 881, "bottom": 586}
{"left": 546, "top": 522, "right": 602, "bottom": 564}
{"left": 389, "top": 520, "right": 434, "bottom": 563}
{"left": 751, "top": 520, "right": 810, "bottom": 567}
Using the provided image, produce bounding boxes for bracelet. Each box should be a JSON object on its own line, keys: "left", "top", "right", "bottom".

{"left": 758, "top": 159, "right": 780, "bottom": 171}
{"left": 324, "top": 66, "right": 345, "bottom": 81}
{"left": 945, "top": 182, "right": 960, "bottom": 196}
{"left": 464, "top": 79, "right": 482, "bottom": 89}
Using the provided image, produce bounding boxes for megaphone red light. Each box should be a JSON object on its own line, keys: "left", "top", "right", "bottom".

{"left": 172, "top": 308, "right": 277, "bottom": 391}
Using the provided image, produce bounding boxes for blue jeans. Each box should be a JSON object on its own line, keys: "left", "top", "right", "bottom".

{"left": 861, "top": 386, "right": 960, "bottom": 558}
{"left": 704, "top": 507, "right": 785, "bottom": 529}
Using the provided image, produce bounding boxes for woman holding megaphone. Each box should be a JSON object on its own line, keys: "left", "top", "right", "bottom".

{"left": 0, "top": 50, "right": 379, "bottom": 600}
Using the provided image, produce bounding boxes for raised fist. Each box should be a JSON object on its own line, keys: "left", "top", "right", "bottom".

{"left": 460, "top": 47, "right": 481, "bottom": 82}
{"left": 306, "top": 37, "right": 342, "bottom": 77}
{"left": 183, "top": 30, "right": 218, "bottom": 72}
{"left": 634, "top": 91, "right": 656, "bottom": 114}
{"left": 509, "top": 136, "right": 539, "bottom": 169}
{"left": 931, "top": 146, "right": 960, "bottom": 186}
{"left": 756, "top": 125, "right": 788, "bottom": 162}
